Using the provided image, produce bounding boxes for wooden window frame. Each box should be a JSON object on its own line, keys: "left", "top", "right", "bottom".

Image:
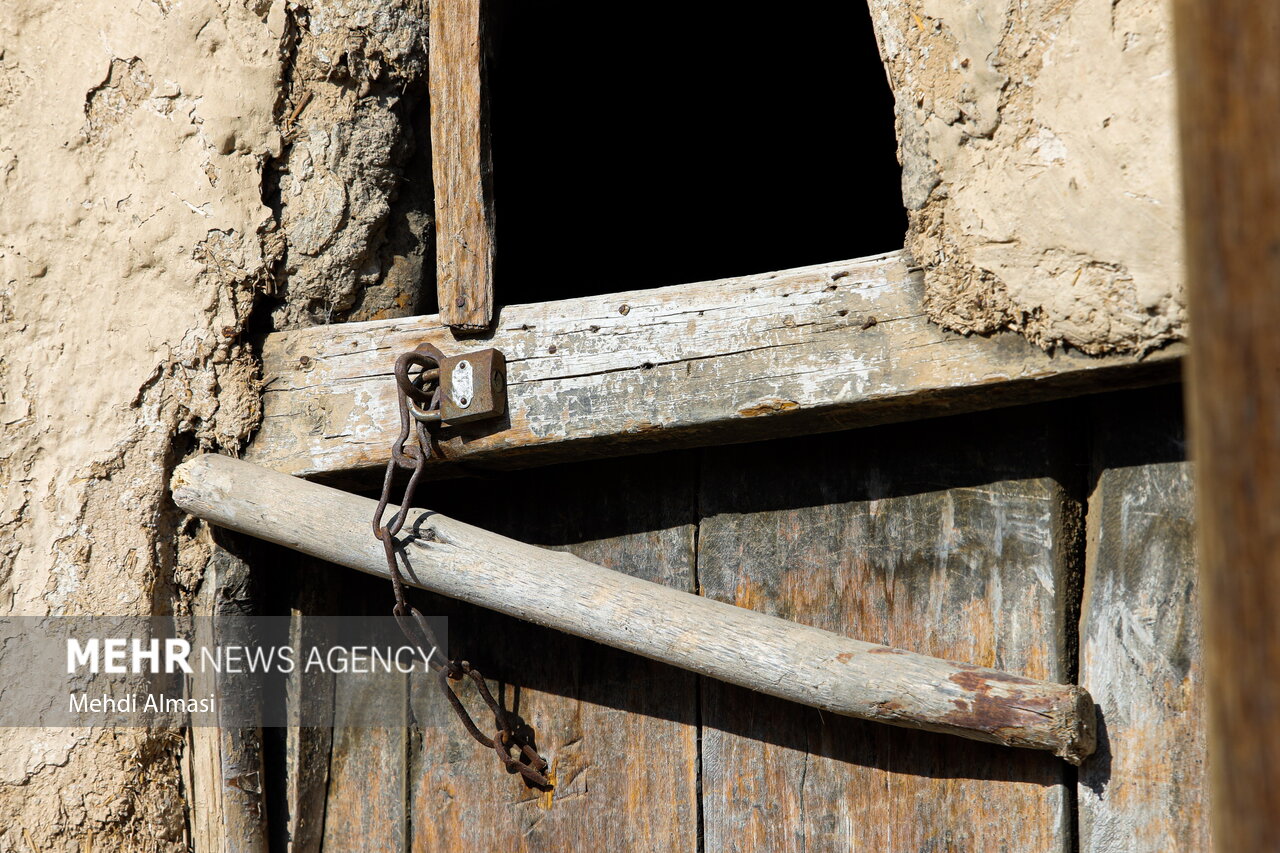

{"left": 247, "top": 3, "right": 1183, "bottom": 481}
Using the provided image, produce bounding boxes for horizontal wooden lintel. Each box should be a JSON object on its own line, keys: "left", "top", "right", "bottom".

{"left": 246, "top": 251, "right": 1184, "bottom": 479}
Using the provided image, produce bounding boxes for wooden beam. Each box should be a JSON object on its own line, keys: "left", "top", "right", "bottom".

{"left": 172, "top": 453, "right": 1097, "bottom": 762}
{"left": 247, "top": 251, "right": 1183, "bottom": 479}
{"left": 430, "top": 0, "right": 494, "bottom": 330}
{"left": 1175, "top": 0, "right": 1280, "bottom": 847}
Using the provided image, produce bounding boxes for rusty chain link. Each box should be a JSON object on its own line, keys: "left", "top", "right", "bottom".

{"left": 372, "top": 342, "right": 551, "bottom": 790}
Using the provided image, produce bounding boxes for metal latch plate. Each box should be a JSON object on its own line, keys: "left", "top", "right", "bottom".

{"left": 437, "top": 348, "right": 507, "bottom": 426}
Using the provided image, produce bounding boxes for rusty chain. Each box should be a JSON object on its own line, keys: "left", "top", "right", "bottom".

{"left": 372, "top": 342, "right": 551, "bottom": 790}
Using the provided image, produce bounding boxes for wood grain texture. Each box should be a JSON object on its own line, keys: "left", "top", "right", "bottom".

{"left": 1175, "top": 1, "right": 1280, "bottom": 847}
{"left": 321, "top": 679, "right": 408, "bottom": 851}
{"left": 189, "top": 534, "right": 270, "bottom": 853}
{"left": 407, "top": 455, "right": 699, "bottom": 851}
{"left": 171, "top": 453, "right": 1094, "bottom": 759}
{"left": 299, "top": 562, "right": 412, "bottom": 851}
{"left": 284, "top": 578, "right": 335, "bottom": 853}
{"left": 430, "top": 0, "right": 494, "bottom": 330}
{"left": 1079, "top": 388, "right": 1210, "bottom": 852}
{"left": 696, "top": 407, "right": 1081, "bottom": 851}
{"left": 245, "top": 252, "right": 1183, "bottom": 480}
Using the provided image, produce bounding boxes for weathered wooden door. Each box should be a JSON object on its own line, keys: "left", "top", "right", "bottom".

{"left": 272, "top": 383, "right": 1206, "bottom": 852}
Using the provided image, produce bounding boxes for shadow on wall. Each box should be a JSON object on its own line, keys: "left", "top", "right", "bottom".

{"left": 484, "top": 0, "right": 906, "bottom": 304}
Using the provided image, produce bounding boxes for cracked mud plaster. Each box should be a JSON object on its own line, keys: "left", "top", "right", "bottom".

{"left": 0, "top": 0, "right": 284, "bottom": 848}
{"left": 270, "top": 0, "right": 433, "bottom": 329}
{"left": 868, "top": 0, "right": 1185, "bottom": 354}
{"left": 2, "top": 0, "right": 432, "bottom": 844}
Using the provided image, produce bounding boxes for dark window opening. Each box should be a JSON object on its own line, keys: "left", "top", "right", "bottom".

{"left": 487, "top": 1, "right": 906, "bottom": 303}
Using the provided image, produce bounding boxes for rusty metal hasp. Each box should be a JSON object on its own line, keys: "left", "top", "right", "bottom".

{"left": 399, "top": 343, "right": 507, "bottom": 429}
{"left": 373, "top": 342, "right": 549, "bottom": 789}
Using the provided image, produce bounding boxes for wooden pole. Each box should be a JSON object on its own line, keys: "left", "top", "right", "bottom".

{"left": 172, "top": 453, "right": 1095, "bottom": 763}
{"left": 430, "top": 0, "right": 495, "bottom": 330}
{"left": 1175, "top": 1, "right": 1280, "bottom": 846}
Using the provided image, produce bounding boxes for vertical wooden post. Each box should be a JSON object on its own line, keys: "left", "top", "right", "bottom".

{"left": 1175, "top": 1, "right": 1280, "bottom": 847}
{"left": 189, "top": 533, "right": 270, "bottom": 853}
{"left": 430, "top": 0, "right": 495, "bottom": 331}
{"left": 1078, "top": 390, "right": 1210, "bottom": 850}
{"left": 284, "top": 574, "right": 335, "bottom": 853}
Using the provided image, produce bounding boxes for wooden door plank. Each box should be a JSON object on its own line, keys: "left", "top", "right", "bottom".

{"left": 316, "top": 569, "right": 411, "bottom": 852}
{"left": 1078, "top": 387, "right": 1210, "bottom": 850}
{"left": 320, "top": 673, "right": 409, "bottom": 851}
{"left": 1175, "top": 0, "right": 1280, "bottom": 845}
{"left": 283, "top": 575, "right": 336, "bottom": 853}
{"left": 245, "top": 252, "right": 1182, "bottom": 480}
{"left": 430, "top": 0, "right": 494, "bottom": 330}
{"left": 407, "top": 455, "right": 699, "bottom": 851}
{"left": 188, "top": 533, "right": 270, "bottom": 853}
{"left": 696, "top": 407, "right": 1078, "bottom": 852}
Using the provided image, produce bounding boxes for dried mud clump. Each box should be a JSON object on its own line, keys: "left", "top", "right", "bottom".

{"left": 868, "top": 0, "right": 1184, "bottom": 355}
{"left": 270, "top": 0, "right": 434, "bottom": 329}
